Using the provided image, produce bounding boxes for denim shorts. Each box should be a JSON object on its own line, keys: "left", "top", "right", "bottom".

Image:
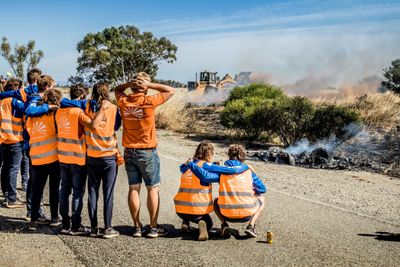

{"left": 124, "top": 148, "right": 160, "bottom": 187}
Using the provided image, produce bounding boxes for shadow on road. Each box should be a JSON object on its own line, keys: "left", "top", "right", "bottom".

{"left": 0, "top": 214, "right": 57, "bottom": 235}
{"left": 358, "top": 232, "right": 400, "bottom": 242}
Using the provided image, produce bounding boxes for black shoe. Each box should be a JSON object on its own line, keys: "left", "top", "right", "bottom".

{"left": 132, "top": 227, "right": 142, "bottom": 237}
{"left": 244, "top": 224, "right": 257, "bottom": 238}
{"left": 37, "top": 215, "right": 51, "bottom": 225}
{"left": 28, "top": 221, "right": 38, "bottom": 232}
{"left": 50, "top": 217, "right": 61, "bottom": 227}
{"left": 181, "top": 220, "right": 190, "bottom": 233}
{"left": 147, "top": 225, "right": 168, "bottom": 238}
{"left": 90, "top": 227, "right": 101, "bottom": 238}
{"left": 103, "top": 227, "right": 119, "bottom": 239}
{"left": 6, "top": 199, "right": 25, "bottom": 208}
{"left": 198, "top": 220, "right": 208, "bottom": 241}
{"left": 221, "top": 223, "right": 230, "bottom": 238}
{"left": 60, "top": 228, "right": 71, "bottom": 235}
{"left": 70, "top": 225, "right": 90, "bottom": 236}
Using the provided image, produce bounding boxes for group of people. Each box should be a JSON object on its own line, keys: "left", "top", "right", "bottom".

{"left": 0, "top": 68, "right": 266, "bottom": 241}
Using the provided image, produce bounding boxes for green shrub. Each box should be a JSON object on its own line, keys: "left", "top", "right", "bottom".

{"left": 227, "top": 83, "right": 285, "bottom": 102}
{"left": 271, "top": 96, "right": 316, "bottom": 146}
{"left": 309, "top": 104, "right": 361, "bottom": 141}
{"left": 221, "top": 83, "right": 361, "bottom": 145}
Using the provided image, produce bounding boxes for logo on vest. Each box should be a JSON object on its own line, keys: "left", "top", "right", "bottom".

{"left": 31, "top": 121, "right": 47, "bottom": 137}
{"left": 58, "top": 115, "right": 71, "bottom": 134}
{"left": 123, "top": 107, "right": 144, "bottom": 120}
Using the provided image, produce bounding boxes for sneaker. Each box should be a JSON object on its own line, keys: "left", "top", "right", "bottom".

{"left": 90, "top": 227, "right": 101, "bottom": 237}
{"left": 28, "top": 221, "right": 38, "bottom": 231}
{"left": 245, "top": 224, "right": 257, "bottom": 238}
{"left": 132, "top": 227, "right": 142, "bottom": 237}
{"left": 244, "top": 224, "right": 257, "bottom": 238}
{"left": 25, "top": 213, "right": 31, "bottom": 222}
{"left": 103, "top": 227, "right": 119, "bottom": 239}
{"left": 181, "top": 220, "right": 190, "bottom": 233}
{"left": 37, "top": 216, "right": 51, "bottom": 225}
{"left": 60, "top": 228, "right": 71, "bottom": 235}
{"left": 6, "top": 199, "right": 25, "bottom": 208}
{"left": 50, "top": 218, "right": 62, "bottom": 227}
{"left": 147, "top": 225, "right": 168, "bottom": 238}
{"left": 221, "top": 223, "right": 231, "bottom": 238}
{"left": 198, "top": 220, "right": 208, "bottom": 241}
{"left": 70, "top": 225, "right": 90, "bottom": 236}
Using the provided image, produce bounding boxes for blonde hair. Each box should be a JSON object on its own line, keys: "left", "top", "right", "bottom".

{"left": 134, "top": 72, "right": 151, "bottom": 82}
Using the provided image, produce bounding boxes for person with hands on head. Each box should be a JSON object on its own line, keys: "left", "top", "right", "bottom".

{"left": 187, "top": 144, "right": 266, "bottom": 238}
{"left": 114, "top": 72, "right": 175, "bottom": 238}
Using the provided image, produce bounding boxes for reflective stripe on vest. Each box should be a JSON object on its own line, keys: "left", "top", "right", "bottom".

{"left": 174, "top": 160, "right": 213, "bottom": 215}
{"left": 56, "top": 107, "right": 87, "bottom": 165}
{"left": 26, "top": 114, "right": 58, "bottom": 165}
{"left": 0, "top": 98, "right": 23, "bottom": 144}
{"left": 218, "top": 170, "right": 258, "bottom": 219}
{"left": 84, "top": 104, "right": 117, "bottom": 158}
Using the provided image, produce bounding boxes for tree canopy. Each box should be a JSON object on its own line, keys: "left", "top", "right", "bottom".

{"left": 75, "top": 25, "right": 177, "bottom": 85}
{"left": 382, "top": 58, "right": 400, "bottom": 94}
{"left": 1, "top": 37, "right": 44, "bottom": 83}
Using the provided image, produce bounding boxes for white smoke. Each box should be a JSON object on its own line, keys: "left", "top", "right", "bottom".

{"left": 285, "top": 123, "right": 362, "bottom": 155}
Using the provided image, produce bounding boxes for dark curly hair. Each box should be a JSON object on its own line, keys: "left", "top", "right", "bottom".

{"left": 193, "top": 141, "right": 214, "bottom": 162}
{"left": 37, "top": 75, "right": 55, "bottom": 93}
{"left": 70, "top": 83, "right": 88, "bottom": 100}
{"left": 228, "top": 144, "right": 246, "bottom": 162}
{"left": 27, "top": 68, "right": 42, "bottom": 84}
{"left": 38, "top": 88, "right": 62, "bottom": 106}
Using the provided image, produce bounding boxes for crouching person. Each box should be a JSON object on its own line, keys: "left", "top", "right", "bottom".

{"left": 188, "top": 144, "right": 266, "bottom": 238}
{"left": 26, "top": 88, "right": 62, "bottom": 230}
{"left": 181, "top": 141, "right": 250, "bottom": 241}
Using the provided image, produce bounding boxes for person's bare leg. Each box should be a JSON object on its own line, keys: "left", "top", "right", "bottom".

{"left": 213, "top": 198, "right": 226, "bottom": 225}
{"left": 128, "top": 184, "right": 142, "bottom": 227}
{"left": 147, "top": 186, "right": 160, "bottom": 228}
{"left": 250, "top": 195, "right": 265, "bottom": 227}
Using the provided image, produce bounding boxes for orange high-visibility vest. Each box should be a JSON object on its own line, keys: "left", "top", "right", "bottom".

{"left": 26, "top": 113, "right": 58, "bottom": 165}
{"left": 56, "top": 107, "right": 86, "bottom": 165}
{"left": 0, "top": 100, "right": 4, "bottom": 144}
{"left": 84, "top": 102, "right": 117, "bottom": 158}
{"left": 218, "top": 169, "right": 258, "bottom": 219}
{"left": 174, "top": 160, "right": 213, "bottom": 215}
{"left": 0, "top": 98, "right": 23, "bottom": 144}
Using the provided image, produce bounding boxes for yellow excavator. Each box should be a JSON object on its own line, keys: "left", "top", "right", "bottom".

{"left": 187, "top": 71, "right": 237, "bottom": 94}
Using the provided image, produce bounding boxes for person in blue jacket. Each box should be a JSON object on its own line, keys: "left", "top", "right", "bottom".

{"left": 176, "top": 141, "right": 249, "bottom": 241}
{"left": 0, "top": 69, "right": 51, "bottom": 222}
{"left": 187, "top": 144, "right": 266, "bottom": 238}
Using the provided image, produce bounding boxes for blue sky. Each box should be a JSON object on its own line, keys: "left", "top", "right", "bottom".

{"left": 0, "top": 0, "right": 399, "bottom": 90}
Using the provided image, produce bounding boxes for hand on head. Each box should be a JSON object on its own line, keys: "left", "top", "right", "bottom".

{"left": 130, "top": 78, "right": 149, "bottom": 92}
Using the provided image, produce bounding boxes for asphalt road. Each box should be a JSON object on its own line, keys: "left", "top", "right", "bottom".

{"left": 0, "top": 134, "right": 399, "bottom": 267}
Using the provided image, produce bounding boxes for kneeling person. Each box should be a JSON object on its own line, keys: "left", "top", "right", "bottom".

{"left": 180, "top": 141, "right": 250, "bottom": 240}
{"left": 188, "top": 144, "right": 266, "bottom": 238}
